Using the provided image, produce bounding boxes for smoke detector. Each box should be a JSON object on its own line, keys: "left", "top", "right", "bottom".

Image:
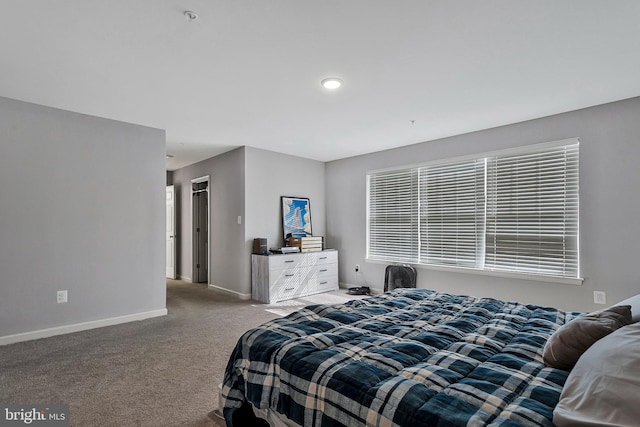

{"left": 184, "top": 11, "right": 198, "bottom": 21}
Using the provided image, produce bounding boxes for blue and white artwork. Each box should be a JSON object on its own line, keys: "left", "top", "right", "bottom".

{"left": 282, "top": 196, "right": 312, "bottom": 239}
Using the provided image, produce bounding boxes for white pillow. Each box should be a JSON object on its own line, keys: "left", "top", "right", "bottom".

{"left": 553, "top": 322, "right": 640, "bottom": 426}
{"left": 612, "top": 294, "right": 640, "bottom": 323}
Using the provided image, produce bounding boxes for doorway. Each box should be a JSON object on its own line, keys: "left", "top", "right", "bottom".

{"left": 191, "top": 176, "right": 209, "bottom": 283}
{"left": 166, "top": 185, "right": 176, "bottom": 279}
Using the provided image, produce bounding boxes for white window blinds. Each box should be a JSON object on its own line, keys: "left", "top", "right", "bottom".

{"left": 367, "top": 168, "right": 419, "bottom": 263}
{"left": 420, "top": 159, "right": 486, "bottom": 268}
{"left": 485, "top": 144, "right": 579, "bottom": 277}
{"left": 366, "top": 139, "right": 579, "bottom": 280}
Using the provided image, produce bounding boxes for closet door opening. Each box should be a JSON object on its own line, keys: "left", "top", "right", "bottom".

{"left": 191, "top": 176, "right": 209, "bottom": 283}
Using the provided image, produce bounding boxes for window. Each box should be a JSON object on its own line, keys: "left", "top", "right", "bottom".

{"left": 366, "top": 139, "right": 580, "bottom": 280}
{"left": 367, "top": 168, "right": 419, "bottom": 263}
{"left": 485, "top": 144, "right": 579, "bottom": 277}
{"left": 420, "top": 159, "right": 486, "bottom": 268}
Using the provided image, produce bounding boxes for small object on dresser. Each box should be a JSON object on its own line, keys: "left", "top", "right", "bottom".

{"left": 252, "top": 238, "right": 268, "bottom": 255}
{"left": 287, "top": 236, "right": 323, "bottom": 252}
{"left": 270, "top": 247, "right": 300, "bottom": 254}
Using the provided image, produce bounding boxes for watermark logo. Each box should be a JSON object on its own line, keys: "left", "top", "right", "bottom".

{"left": 1, "top": 405, "right": 69, "bottom": 426}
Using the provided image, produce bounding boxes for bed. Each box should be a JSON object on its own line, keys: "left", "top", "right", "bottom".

{"left": 220, "top": 288, "right": 636, "bottom": 427}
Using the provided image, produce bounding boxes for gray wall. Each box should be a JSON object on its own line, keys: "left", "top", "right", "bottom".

{"left": 170, "top": 146, "right": 326, "bottom": 296}
{"left": 244, "top": 145, "right": 326, "bottom": 254}
{"left": 327, "top": 96, "right": 640, "bottom": 312}
{"left": 171, "top": 148, "right": 246, "bottom": 294}
{"left": 0, "top": 96, "right": 166, "bottom": 337}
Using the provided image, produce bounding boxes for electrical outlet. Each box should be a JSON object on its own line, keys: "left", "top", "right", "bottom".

{"left": 57, "top": 290, "right": 68, "bottom": 304}
{"left": 355, "top": 264, "right": 360, "bottom": 273}
{"left": 593, "top": 291, "right": 606, "bottom": 305}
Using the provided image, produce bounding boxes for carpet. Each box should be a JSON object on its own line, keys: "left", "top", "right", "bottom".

{"left": 0, "top": 280, "right": 282, "bottom": 426}
{"left": 258, "top": 291, "right": 359, "bottom": 317}
{"left": 0, "top": 281, "right": 365, "bottom": 426}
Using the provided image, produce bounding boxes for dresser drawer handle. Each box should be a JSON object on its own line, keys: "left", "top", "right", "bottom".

{"left": 284, "top": 287, "right": 295, "bottom": 291}
{"left": 319, "top": 269, "right": 328, "bottom": 272}
{"left": 320, "top": 281, "right": 328, "bottom": 285}
{"left": 285, "top": 274, "right": 295, "bottom": 277}
{"left": 284, "top": 260, "right": 295, "bottom": 263}
{"left": 319, "top": 256, "right": 327, "bottom": 260}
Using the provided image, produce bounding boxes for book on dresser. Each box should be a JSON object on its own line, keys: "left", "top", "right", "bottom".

{"left": 251, "top": 249, "right": 339, "bottom": 304}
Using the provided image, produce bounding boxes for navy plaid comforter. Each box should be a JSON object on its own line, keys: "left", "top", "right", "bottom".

{"left": 222, "top": 289, "right": 581, "bottom": 427}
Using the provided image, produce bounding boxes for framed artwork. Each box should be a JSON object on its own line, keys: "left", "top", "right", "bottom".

{"left": 281, "top": 196, "right": 312, "bottom": 241}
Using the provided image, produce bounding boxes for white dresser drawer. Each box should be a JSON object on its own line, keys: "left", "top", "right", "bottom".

{"left": 269, "top": 282, "right": 299, "bottom": 301}
{"left": 314, "top": 251, "right": 337, "bottom": 265}
{"left": 308, "top": 274, "right": 338, "bottom": 291}
{"left": 269, "top": 255, "right": 305, "bottom": 270}
{"left": 268, "top": 251, "right": 337, "bottom": 271}
{"left": 270, "top": 268, "right": 301, "bottom": 286}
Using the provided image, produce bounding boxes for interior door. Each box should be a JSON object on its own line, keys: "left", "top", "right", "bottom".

{"left": 192, "top": 188, "right": 209, "bottom": 283}
{"left": 166, "top": 185, "right": 176, "bottom": 279}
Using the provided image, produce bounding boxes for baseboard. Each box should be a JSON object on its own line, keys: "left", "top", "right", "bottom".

{"left": 208, "top": 284, "right": 251, "bottom": 300}
{"left": 178, "top": 277, "right": 250, "bottom": 300}
{"left": 0, "top": 308, "right": 168, "bottom": 346}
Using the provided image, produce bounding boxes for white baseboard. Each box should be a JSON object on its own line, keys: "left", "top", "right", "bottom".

{"left": 178, "top": 277, "right": 250, "bottom": 300}
{"left": 0, "top": 308, "right": 168, "bottom": 346}
{"left": 208, "top": 284, "right": 251, "bottom": 300}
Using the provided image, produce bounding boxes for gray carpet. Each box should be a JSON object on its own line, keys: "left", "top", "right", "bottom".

{"left": 0, "top": 280, "right": 287, "bottom": 426}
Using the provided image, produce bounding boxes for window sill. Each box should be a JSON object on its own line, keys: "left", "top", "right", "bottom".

{"left": 365, "top": 258, "right": 584, "bottom": 286}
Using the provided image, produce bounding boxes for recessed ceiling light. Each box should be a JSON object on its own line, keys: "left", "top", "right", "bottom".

{"left": 321, "top": 77, "right": 343, "bottom": 90}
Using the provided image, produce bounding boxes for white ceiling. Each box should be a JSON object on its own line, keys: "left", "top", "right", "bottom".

{"left": 1, "top": 1, "right": 639, "bottom": 170}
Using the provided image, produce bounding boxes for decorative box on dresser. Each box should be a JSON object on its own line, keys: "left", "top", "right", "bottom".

{"left": 251, "top": 249, "right": 339, "bottom": 304}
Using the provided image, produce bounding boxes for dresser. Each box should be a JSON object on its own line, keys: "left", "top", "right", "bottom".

{"left": 251, "top": 250, "right": 339, "bottom": 303}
